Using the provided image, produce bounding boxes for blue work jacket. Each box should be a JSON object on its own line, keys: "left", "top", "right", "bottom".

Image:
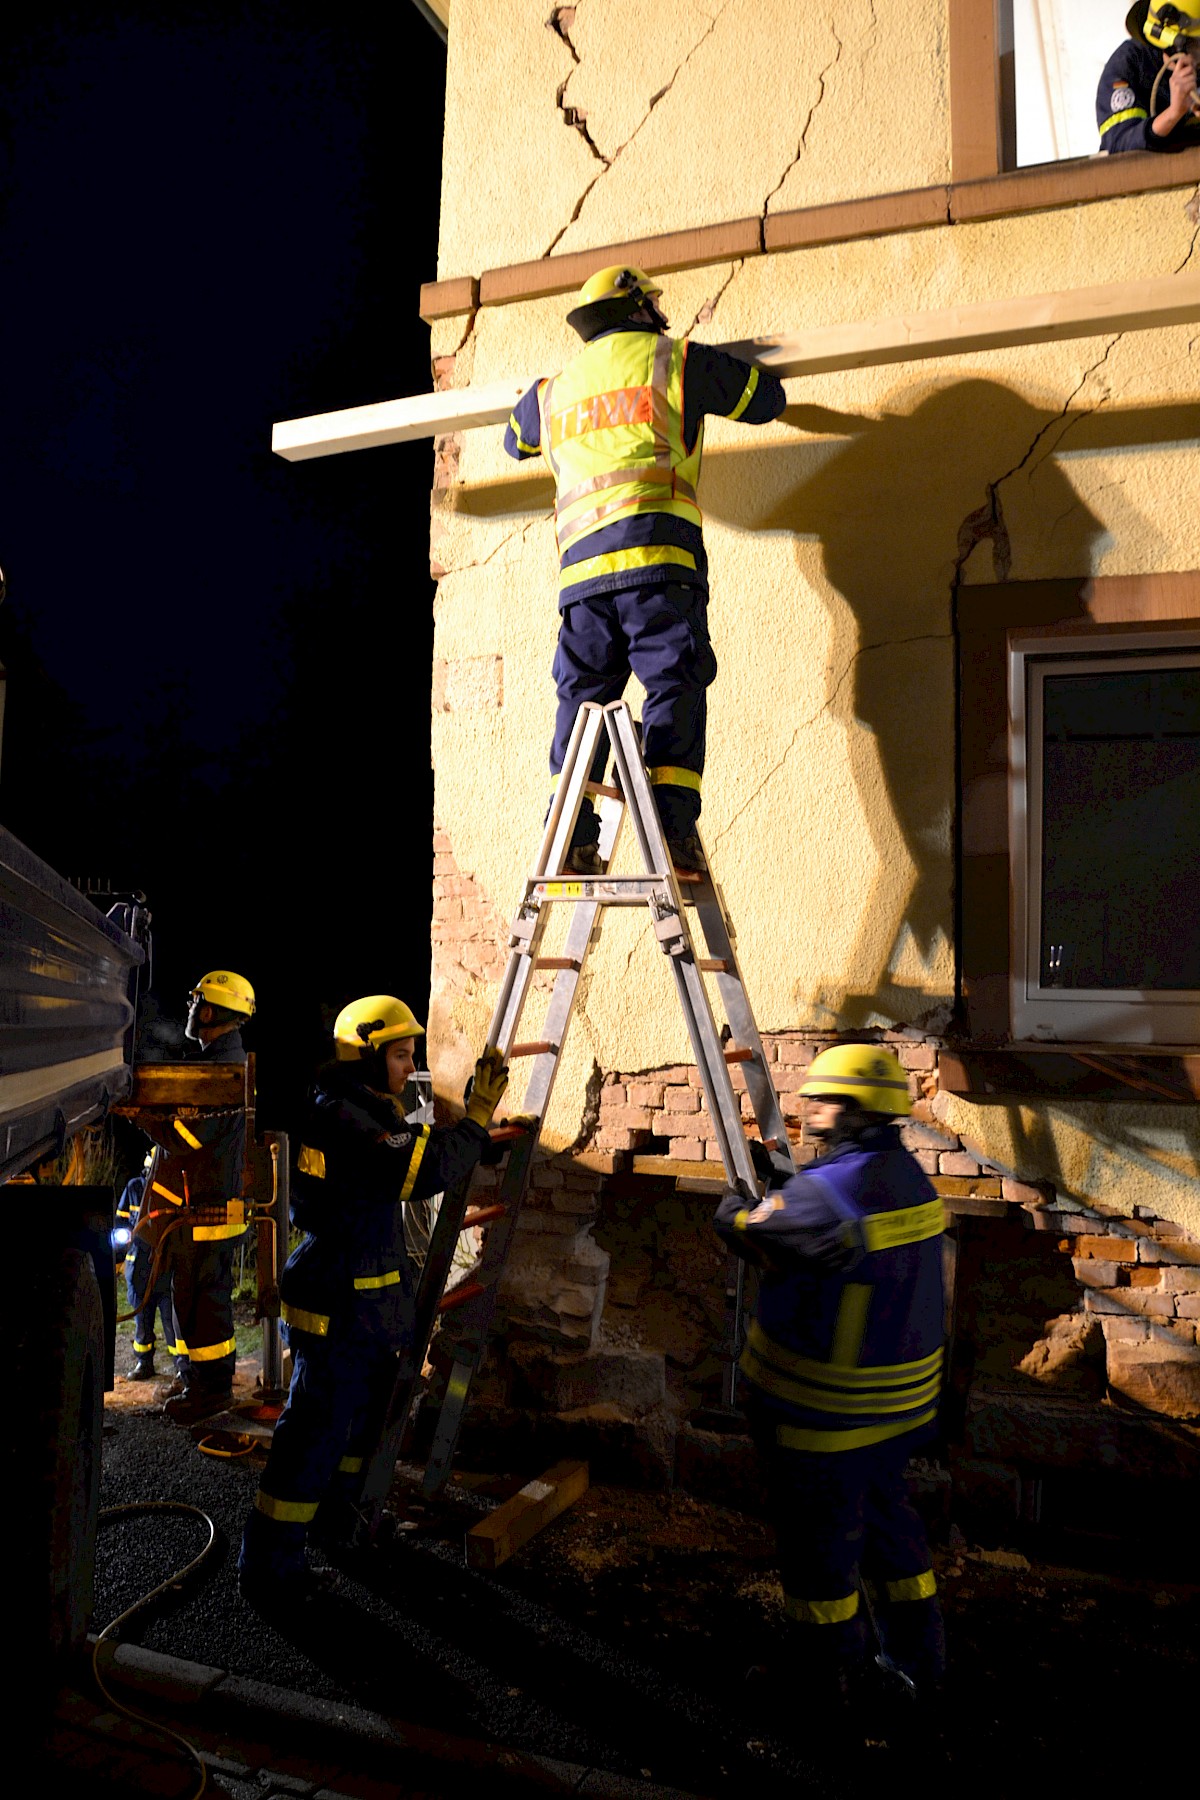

{"left": 714, "top": 1125, "right": 945, "bottom": 1453}
{"left": 1097, "top": 35, "right": 1200, "bottom": 153}
{"left": 282, "top": 1063, "right": 490, "bottom": 1349}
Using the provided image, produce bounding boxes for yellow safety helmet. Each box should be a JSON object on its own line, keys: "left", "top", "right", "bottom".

{"left": 189, "top": 970, "right": 256, "bottom": 1017}
{"left": 799, "top": 1044, "right": 912, "bottom": 1117}
{"left": 333, "top": 994, "right": 425, "bottom": 1061}
{"left": 566, "top": 264, "right": 664, "bottom": 340}
{"left": 1139, "top": 2, "right": 1200, "bottom": 49}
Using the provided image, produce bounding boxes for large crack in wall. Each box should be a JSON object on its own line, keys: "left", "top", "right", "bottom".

{"left": 543, "top": 1, "right": 731, "bottom": 257}
{"left": 759, "top": 20, "right": 844, "bottom": 248}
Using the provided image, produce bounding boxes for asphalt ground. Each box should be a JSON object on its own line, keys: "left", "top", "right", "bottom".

{"left": 90, "top": 1378, "right": 1200, "bottom": 1795}
{"left": 92, "top": 1392, "right": 841, "bottom": 1799}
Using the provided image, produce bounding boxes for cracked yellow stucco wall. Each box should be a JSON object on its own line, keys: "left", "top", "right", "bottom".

{"left": 427, "top": 2, "right": 1200, "bottom": 1227}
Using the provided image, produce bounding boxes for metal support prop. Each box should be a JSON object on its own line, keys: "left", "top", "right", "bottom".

{"left": 357, "top": 700, "right": 795, "bottom": 1512}
{"left": 259, "top": 1132, "right": 288, "bottom": 1395}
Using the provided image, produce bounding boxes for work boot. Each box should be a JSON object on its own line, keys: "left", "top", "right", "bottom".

{"left": 128, "top": 1353, "right": 156, "bottom": 1381}
{"left": 565, "top": 841, "right": 605, "bottom": 875}
{"left": 158, "top": 1376, "right": 187, "bottom": 1400}
{"left": 163, "top": 1387, "right": 233, "bottom": 1426}
{"left": 666, "top": 833, "right": 707, "bottom": 873}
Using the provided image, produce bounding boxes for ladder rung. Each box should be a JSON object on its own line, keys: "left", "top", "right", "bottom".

{"left": 533, "top": 956, "right": 580, "bottom": 971}
{"left": 438, "top": 1279, "right": 484, "bottom": 1315}
{"left": 724, "top": 1046, "right": 755, "bottom": 1064}
{"left": 585, "top": 781, "right": 622, "bottom": 800}
{"left": 698, "top": 958, "right": 731, "bottom": 973}
{"left": 509, "top": 1040, "right": 558, "bottom": 1057}
{"left": 463, "top": 1204, "right": 506, "bottom": 1230}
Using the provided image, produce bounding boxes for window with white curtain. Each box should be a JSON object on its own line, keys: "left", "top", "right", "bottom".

{"left": 1012, "top": 0, "right": 1132, "bottom": 166}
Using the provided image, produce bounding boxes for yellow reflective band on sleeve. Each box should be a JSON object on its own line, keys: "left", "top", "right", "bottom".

{"left": 399, "top": 1124, "right": 431, "bottom": 1204}
{"left": 776, "top": 1408, "right": 938, "bottom": 1453}
{"left": 509, "top": 413, "right": 539, "bottom": 454}
{"left": 830, "top": 1284, "right": 871, "bottom": 1367}
{"left": 132, "top": 1339, "right": 154, "bottom": 1355}
{"left": 152, "top": 1181, "right": 185, "bottom": 1207}
{"left": 353, "top": 1269, "right": 403, "bottom": 1291}
{"left": 297, "top": 1144, "right": 326, "bottom": 1179}
{"left": 727, "top": 364, "right": 760, "bottom": 422}
{"left": 647, "top": 766, "right": 702, "bottom": 793}
{"left": 783, "top": 1589, "right": 859, "bottom": 1625}
{"left": 1099, "top": 106, "right": 1148, "bottom": 135}
{"left": 885, "top": 1569, "right": 937, "bottom": 1603}
{"left": 281, "top": 1302, "right": 331, "bottom": 1337}
{"left": 733, "top": 1208, "right": 751, "bottom": 1230}
{"left": 559, "top": 544, "right": 696, "bottom": 591}
{"left": 338, "top": 1454, "right": 364, "bottom": 1474}
{"left": 172, "top": 1118, "right": 202, "bottom": 1149}
{"left": 188, "top": 1336, "right": 236, "bottom": 1363}
{"left": 861, "top": 1198, "right": 944, "bottom": 1253}
{"left": 254, "top": 1490, "right": 320, "bottom": 1524}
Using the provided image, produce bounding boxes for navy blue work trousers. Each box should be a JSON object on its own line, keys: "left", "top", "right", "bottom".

{"left": 551, "top": 582, "right": 717, "bottom": 842}
{"left": 239, "top": 1327, "right": 397, "bottom": 1580}
{"left": 125, "top": 1245, "right": 176, "bottom": 1359}
{"left": 166, "top": 1232, "right": 238, "bottom": 1395}
{"left": 753, "top": 1422, "right": 946, "bottom": 1684}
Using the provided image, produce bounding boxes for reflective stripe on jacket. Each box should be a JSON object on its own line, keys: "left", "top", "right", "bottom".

{"left": 280, "top": 1062, "right": 490, "bottom": 1349}
{"left": 714, "top": 1127, "right": 945, "bottom": 1452}
{"left": 537, "top": 332, "right": 705, "bottom": 598}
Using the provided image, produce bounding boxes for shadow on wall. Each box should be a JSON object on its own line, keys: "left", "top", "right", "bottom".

{"left": 957, "top": 1094, "right": 1200, "bottom": 1224}
{"left": 452, "top": 382, "right": 1198, "bottom": 1024}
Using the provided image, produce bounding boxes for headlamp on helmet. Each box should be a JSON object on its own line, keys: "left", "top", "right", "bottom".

{"left": 566, "top": 264, "right": 665, "bottom": 340}
{"left": 333, "top": 995, "right": 425, "bottom": 1061}
{"left": 1142, "top": 2, "right": 1200, "bottom": 49}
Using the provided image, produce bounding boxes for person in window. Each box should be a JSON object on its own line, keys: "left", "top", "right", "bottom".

{"left": 1097, "top": 3, "right": 1200, "bottom": 153}
{"left": 714, "top": 1043, "right": 946, "bottom": 1739}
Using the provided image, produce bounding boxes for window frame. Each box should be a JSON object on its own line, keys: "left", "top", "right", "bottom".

{"left": 956, "top": 570, "right": 1200, "bottom": 1053}
{"left": 1007, "top": 627, "right": 1200, "bottom": 1043}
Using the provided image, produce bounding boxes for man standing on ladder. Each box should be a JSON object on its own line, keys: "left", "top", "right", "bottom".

{"left": 714, "top": 1043, "right": 946, "bottom": 1734}
{"left": 504, "top": 266, "right": 785, "bottom": 873}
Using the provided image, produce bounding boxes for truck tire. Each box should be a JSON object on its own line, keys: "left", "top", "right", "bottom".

{"left": 13, "top": 1248, "right": 106, "bottom": 1673}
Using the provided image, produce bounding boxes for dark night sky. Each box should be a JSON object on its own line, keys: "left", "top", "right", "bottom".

{"left": 1, "top": 2, "right": 447, "bottom": 1136}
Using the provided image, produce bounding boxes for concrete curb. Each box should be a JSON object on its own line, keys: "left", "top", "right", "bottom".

{"left": 92, "top": 1638, "right": 711, "bottom": 1799}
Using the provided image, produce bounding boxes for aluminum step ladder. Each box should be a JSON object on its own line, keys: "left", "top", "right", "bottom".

{"left": 357, "top": 700, "right": 797, "bottom": 1521}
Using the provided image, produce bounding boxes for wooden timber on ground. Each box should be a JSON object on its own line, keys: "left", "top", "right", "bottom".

{"left": 273, "top": 269, "right": 1200, "bottom": 460}
{"left": 464, "top": 1460, "right": 589, "bottom": 1571}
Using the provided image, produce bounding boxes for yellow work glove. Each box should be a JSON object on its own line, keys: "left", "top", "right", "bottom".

{"left": 465, "top": 1046, "right": 510, "bottom": 1129}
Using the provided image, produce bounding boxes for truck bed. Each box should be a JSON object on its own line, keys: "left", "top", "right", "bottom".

{"left": 0, "top": 823, "right": 143, "bottom": 1178}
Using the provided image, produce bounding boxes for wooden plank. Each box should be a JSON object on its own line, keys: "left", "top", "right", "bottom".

{"left": 272, "top": 374, "right": 531, "bottom": 460}
{"left": 630, "top": 1156, "right": 725, "bottom": 1186}
{"left": 114, "top": 1062, "right": 247, "bottom": 1110}
{"left": 949, "top": 0, "right": 1003, "bottom": 182}
{"left": 464, "top": 1460, "right": 588, "bottom": 1571}
{"left": 273, "top": 270, "right": 1200, "bottom": 458}
{"left": 475, "top": 218, "right": 762, "bottom": 309}
{"left": 765, "top": 185, "right": 949, "bottom": 255}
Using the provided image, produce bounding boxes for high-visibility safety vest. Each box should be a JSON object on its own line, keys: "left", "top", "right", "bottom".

{"left": 537, "top": 332, "right": 705, "bottom": 596}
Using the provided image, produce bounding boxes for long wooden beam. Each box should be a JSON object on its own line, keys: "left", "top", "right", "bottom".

{"left": 272, "top": 269, "right": 1200, "bottom": 461}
